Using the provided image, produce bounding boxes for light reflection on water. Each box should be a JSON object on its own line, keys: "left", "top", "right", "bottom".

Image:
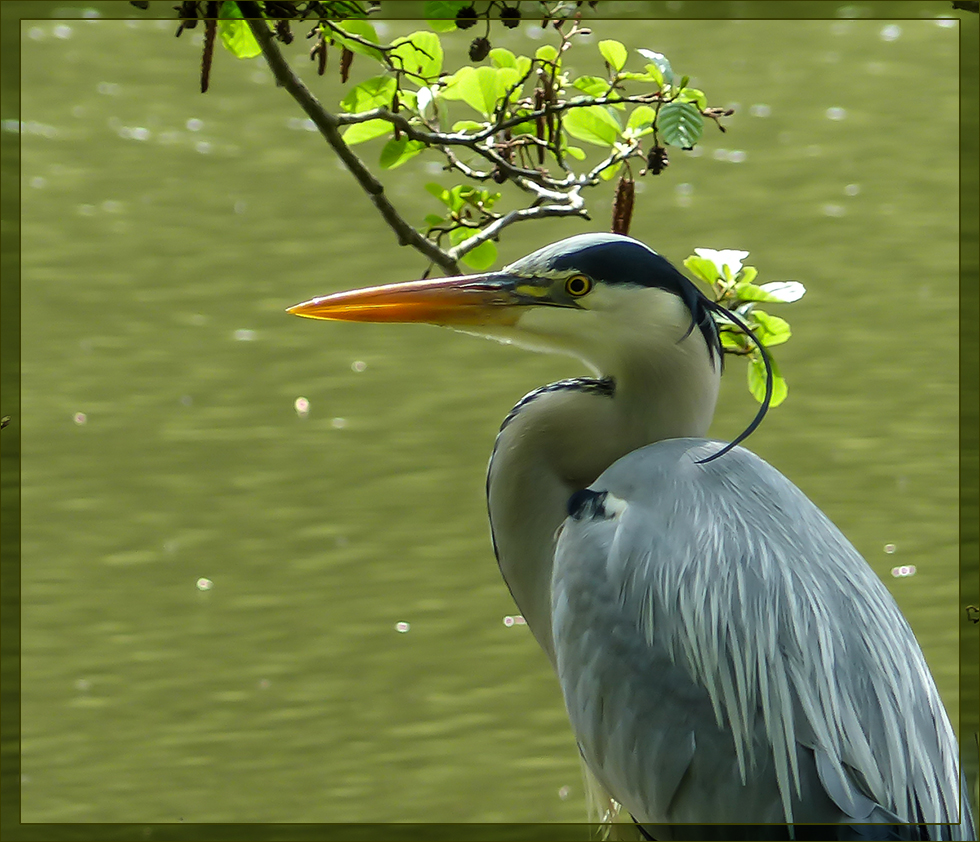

{"left": 18, "top": 11, "right": 965, "bottom": 825}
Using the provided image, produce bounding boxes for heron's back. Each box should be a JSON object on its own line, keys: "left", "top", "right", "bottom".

{"left": 552, "top": 438, "right": 974, "bottom": 840}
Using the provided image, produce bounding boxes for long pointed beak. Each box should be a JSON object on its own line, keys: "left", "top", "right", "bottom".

{"left": 287, "top": 273, "right": 525, "bottom": 327}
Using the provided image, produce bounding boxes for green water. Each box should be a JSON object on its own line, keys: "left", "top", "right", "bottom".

{"left": 14, "top": 5, "right": 967, "bottom": 826}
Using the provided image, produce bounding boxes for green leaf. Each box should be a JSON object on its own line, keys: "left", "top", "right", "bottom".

{"left": 737, "top": 266, "right": 758, "bottom": 285}
{"left": 658, "top": 101, "right": 703, "bottom": 148}
{"left": 425, "top": 182, "right": 450, "bottom": 204}
{"left": 390, "top": 31, "right": 443, "bottom": 79}
{"left": 677, "top": 87, "right": 707, "bottom": 110}
{"left": 342, "top": 119, "right": 391, "bottom": 144}
{"left": 423, "top": 213, "right": 445, "bottom": 227}
{"left": 625, "top": 105, "right": 656, "bottom": 138}
{"left": 733, "top": 281, "right": 784, "bottom": 303}
{"left": 535, "top": 45, "right": 559, "bottom": 65}
{"left": 445, "top": 185, "right": 500, "bottom": 211}
{"left": 751, "top": 310, "right": 792, "bottom": 346}
{"left": 334, "top": 20, "right": 382, "bottom": 61}
{"left": 644, "top": 64, "right": 664, "bottom": 89}
{"left": 720, "top": 329, "right": 748, "bottom": 351}
{"left": 461, "top": 238, "right": 497, "bottom": 270}
{"left": 618, "top": 70, "right": 655, "bottom": 83}
{"left": 495, "top": 67, "right": 522, "bottom": 101}
{"left": 637, "top": 49, "right": 673, "bottom": 85}
{"left": 424, "top": 1, "right": 459, "bottom": 31}
{"left": 451, "top": 119, "right": 486, "bottom": 133}
{"left": 340, "top": 76, "right": 397, "bottom": 113}
{"left": 598, "top": 39, "right": 627, "bottom": 72}
{"left": 490, "top": 48, "right": 517, "bottom": 69}
{"left": 572, "top": 75, "right": 609, "bottom": 97}
{"left": 683, "top": 255, "right": 720, "bottom": 284}
{"left": 748, "top": 353, "right": 787, "bottom": 406}
{"left": 599, "top": 161, "right": 623, "bottom": 181}
{"left": 440, "top": 66, "right": 500, "bottom": 115}
{"left": 508, "top": 119, "right": 536, "bottom": 136}
{"left": 379, "top": 138, "right": 425, "bottom": 169}
{"left": 444, "top": 185, "right": 477, "bottom": 213}
{"left": 426, "top": 17, "right": 457, "bottom": 32}
{"left": 476, "top": 189, "right": 501, "bottom": 209}
{"left": 563, "top": 106, "right": 621, "bottom": 146}
{"left": 218, "top": 2, "right": 261, "bottom": 59}
{"left": 565, "top": 145, "right": 586, "bottom": 160}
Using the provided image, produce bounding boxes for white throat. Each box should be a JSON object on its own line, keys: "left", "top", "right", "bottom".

{"left": 485, "top": 294, "right": 721, "bottom": 663}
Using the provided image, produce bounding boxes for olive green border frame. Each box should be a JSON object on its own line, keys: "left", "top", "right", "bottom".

{"left": 1, "top": 2, "right": 976, "bottom": 840}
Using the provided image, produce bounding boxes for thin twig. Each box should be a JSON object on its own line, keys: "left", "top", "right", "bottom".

{"left": 448, "top": 192, "right": 588, "bottom": 261}
{"left": 237, "top": 1, "right": 459, "bottom": 275}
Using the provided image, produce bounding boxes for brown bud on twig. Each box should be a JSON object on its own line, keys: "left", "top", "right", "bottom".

{"left": 611, "top": 175, "right": 635, "bottom": 236}
{"left": 642, "top": 145, "right": 668, "bottom": 175}
{"left": 275, "top": 19, "right": 293, "bottom": 44}
{"left": 175, "top": 0, "right": 198, "bottom": 36}
{"left": 456, "top": 4, "right": 478, "bottom": 29}
{"left": 340, "top": 47, "right": 354, "bottom": 83}
{"left": 469, "top": 36, "right": 491, "bottom": 62}
{"left": 310, "top": 36, "right": 327, "bottom": 75}
{"left": 392, "top": 91, "right": 401, "bottom": 140}
{"left": 499, "top": 4, "right": 521, "bottom": 28}
{"left": 492, "top": 166, "right": 507, "bottom": 184}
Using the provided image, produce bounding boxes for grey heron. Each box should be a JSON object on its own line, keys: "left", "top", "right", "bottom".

{"left": 288, "top": 233, "right": 975, "bottom": 840}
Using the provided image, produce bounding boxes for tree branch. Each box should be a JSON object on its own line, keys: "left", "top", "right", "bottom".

{"left": 447, "top": 196, "right": 589, "bottom": 261}
{"left": 237, "top": 1, "right": 459, "bottom": 275}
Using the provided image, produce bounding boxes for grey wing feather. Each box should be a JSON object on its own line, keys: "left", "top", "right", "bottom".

{"left": 551, "top": 438, "right": 975, "bottom": 841}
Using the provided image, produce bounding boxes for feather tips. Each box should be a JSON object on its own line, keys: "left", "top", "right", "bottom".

{"left": 555, "top": 438, "right": 967, "bottom": 832}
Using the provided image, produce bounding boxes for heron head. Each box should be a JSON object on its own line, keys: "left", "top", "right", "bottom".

{"left": 288, "top": 233, "right": 721, "bottom": 374}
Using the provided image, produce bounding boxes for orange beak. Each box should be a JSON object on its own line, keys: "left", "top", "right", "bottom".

{"left": 287, "top": 273, "right": 526, "bottom": 327}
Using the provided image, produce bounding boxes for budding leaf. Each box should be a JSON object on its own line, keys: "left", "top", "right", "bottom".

{"left": 572, "top": 75, "right": 608, "bottom": 98}
{"left": 218, "top": 2, "right": 261, "bottom": 58}
{"left": 340, "top": 76, "right": 397, "bottom": 113}
{"left": 683, "top": 255, "right": 721, "bottom": 284}
{"left": 625, "top": 105, "right": 656, "bottom": 138}
{"left": 333, "top": 20, "right": 382, "bottom": 61}
{"left": 390, "top": 31, "right": 443, "bottom": 78}
{"left": 598, "top": 39, "right": 628, "bottom": 72}
{"left": 564, "top": 106, "right": 621, "bottom": 146}
{"left": 342, "top": 119, "right": 392, "bottom": 144}
{"left": 748, "top": 353, "right": 787, "bottom": 406}
{"left": 460, "top": 239, "right": 497, "bottom": 270}
{"left": 637, "top": 49, "right": 673, "bottom": 85}
{"left": 489, "top": 48, "right": 517, "bottom": 68}
{"left": 751, "top": 310, "right": 792, "bottom": 346}
{"left": 379, "top": 138, "right": 425, "bottom": 169}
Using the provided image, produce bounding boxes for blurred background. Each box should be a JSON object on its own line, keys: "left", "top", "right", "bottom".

{"left": 8, "top": 0, "right": 970, "bottom": 828}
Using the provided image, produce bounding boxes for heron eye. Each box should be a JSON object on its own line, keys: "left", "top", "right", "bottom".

{"left": 565, "top": 274, "right": 593, "bottom": 297}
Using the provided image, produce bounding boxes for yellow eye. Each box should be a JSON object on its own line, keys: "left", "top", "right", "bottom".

{"left": 565, "top": 274, "right": 593, "bottom": 297}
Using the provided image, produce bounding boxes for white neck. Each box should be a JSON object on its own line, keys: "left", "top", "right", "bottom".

{"left": 486, "top": 318, "right": 720, "bottom": 664}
